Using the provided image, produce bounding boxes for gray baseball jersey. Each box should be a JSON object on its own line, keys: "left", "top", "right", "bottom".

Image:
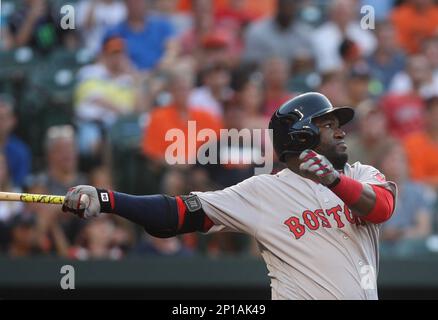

{"left": 192, "top": 162, "right": 397, "bottom": 300}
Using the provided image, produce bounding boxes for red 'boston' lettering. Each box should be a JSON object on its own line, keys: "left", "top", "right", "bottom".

{"left": 284, "top": 217, "right": 306, "bottom": 239}
{"left": 326, "top": 205, "right": 345, "bottom": 228}
{"left": 302, "top": 210, "right": 320, "bottom": 230}
{"left": 314, "top": 209, "right": 331, "bottom": 228}
{"left": 343, "top": 204, "right": 356, "bottom": 224}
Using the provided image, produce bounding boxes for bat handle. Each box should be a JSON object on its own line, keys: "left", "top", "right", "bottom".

{"left": 19, "top": 194, "right": 65, "bottom": 205}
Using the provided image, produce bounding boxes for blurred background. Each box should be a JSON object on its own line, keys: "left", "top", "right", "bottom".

{"left": 1, "top": 0, "right": 438, "bottom": 299}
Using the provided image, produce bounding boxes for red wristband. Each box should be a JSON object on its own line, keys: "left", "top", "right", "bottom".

{"left": 329, "top": 175, "right": 363, "bottom": 205}
{"left": 362, "top": 185, "right": 395, "bottom": 224}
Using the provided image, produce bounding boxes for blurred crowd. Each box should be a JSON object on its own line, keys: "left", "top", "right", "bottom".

{"left": 1, "top": 0, "right": 438, "bottom": 259}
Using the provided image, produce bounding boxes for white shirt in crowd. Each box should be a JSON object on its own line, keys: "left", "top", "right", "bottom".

{"left": 311, "top": 21, "right": 377, "bottom": 72}
{"left": 76, "top": 0, "right": 127, "bottom": 56}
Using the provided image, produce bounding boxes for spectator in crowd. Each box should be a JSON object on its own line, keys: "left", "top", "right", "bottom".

{"left": 0, "top": 95, "right": 31, "bottom": 188}
{"left": 366, "top": 20, "right": 406, "bottom": 92}
{"left": 286, "top": 48, "right": 318, "bottom": 93}
{"left": 404, "top": 96, "right": 438, "bottom": 189}
{"left": 177, "top": 0, "right": 276, "bottom": 19}
{"left": 381, "top": 56, "right": 429, "bottom": 139}
{"left": 40, "top": 125, "right": 87, "bottom": 197}
{"left": 339, "top": 39, "right": 363, "bottom": 71}
{"left": 160, "top": 166, "right": 189, "bottom": 196}
{"left": 215, "top": 0, "right": 276, "bottom": 25}
{"left": 243, "top": 0, "right": 313, "bottom": 66}
{"left": 215, "top": 0, "right": 255, "bottom": 28}
{"left": 235, "top": 75, "right": 269, "bottom": 130}
{"left": 35, "top": 125, "right": 87, "bottom": 244}
{"left": 89, "top": 164, "right": 135, "bottom": 256}
{"left": 378, "top": 143, "right": 435, "bottom": 255}
{"left": 89, "top": 165, "right": 114, "bottom": 190}
{"left": 76, "top": 0, "right": 127, "bottom": 57}
{"left": 391, "top": 0, "right": 438, "bottom": 54}
{"left": 142, "top": 70, "right": 223, "bottom": 165}
{"left": 317, "top": 71, "right": 351, "bottom": 108}
{"left": 345, "top": 62, "right": 373, "bottom": 107}
{"left": 0, "top": 19, "right": 13, "bottom": 51}
{"left": 262, "top": 56, "right": 294, "bottom": 117}
{"left": 152, "top": 0, "right": 193, "bottom": 38}
{"left": 195, "top": 104, "right": 255, "bottom": 255}
{"left": 197, "top": 31, "right": 234, "bottom": 69}
{"left": 189, "top": 62, "right": 233, "bottom": 118}
{"left": 133, "top": 233, "right": 194, "bottom": 257}
{"left": 7, "top": 212, "right": 41, "bottom": 257}
{"left": 389, "top": 54, "right": 438, "bottom": 98}
{"left": 74, "top": 35, "right": 145, "bottom": 157}
{"left": 203, "top": 100, "right": 256, "bottom": 188}
{"left": 105, "top": 0, "right": 176, "bottom": 71}
{"left": 180, "top": 0, "right": 240, "bottom": 70}
{"left": 7, "top": 0, "right": 69, "bottom": 53}
{"left": 22, "top": 180, "right": 70, "bottom": 257}
{"left": 71, "top": 216, "right": 125, "bottom": 260}
{"left": 311, "top": 0, "right": 376, "bottom": 72}
{"left": 0, "top": 152, "right": 23, "bottom": 251}
{"left": 360, "top": 0, "right": 395, "bottom": 21}
{"left": 345, "top": 99, "right": 396, "bottom": 165}
{"left": 134, "top": 166, "right": 194, "bottom": 257}
{"left": 422, "top": 36, "right": 438, "bottom": 78}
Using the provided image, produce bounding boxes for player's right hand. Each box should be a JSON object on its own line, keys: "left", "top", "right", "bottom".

{"left": 62, "top": 185, "right": 101, "bottom": 219}
{"left": 299, "top": 149, "right": 340, "bottom": 187}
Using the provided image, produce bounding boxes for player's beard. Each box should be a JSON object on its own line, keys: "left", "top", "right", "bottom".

{"left": 325, "top": 150, "right": 348, "bottom": 171}
{"left": 316, "top": 144, "right": 349, "bottom": 170}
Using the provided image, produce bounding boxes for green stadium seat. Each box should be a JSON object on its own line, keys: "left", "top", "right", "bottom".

{"left": 0, "top": 48, "right": 40, "bottom": 126}
{"left": 27, "top": 63, "right": 77, "bottom": 108}
{"left": 48, "top": 48, "right": 95, "bottom": 70}
{"left": 108, "top": 115, "right": 144, "bottom": 152}
{"left": 0, "top": 47, "right": 38, "bottom": 82}
{"left": 108, "top": 115, "right": 164, "bottom": 195}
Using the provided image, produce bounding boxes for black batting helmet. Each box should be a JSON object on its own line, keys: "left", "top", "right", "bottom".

{"left": 269, "top": 92, "right": 354, "bottom": 162}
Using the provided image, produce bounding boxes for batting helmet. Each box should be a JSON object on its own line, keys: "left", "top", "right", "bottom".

{"left": 269, "top": 92, "right": 354, "bottom": 162}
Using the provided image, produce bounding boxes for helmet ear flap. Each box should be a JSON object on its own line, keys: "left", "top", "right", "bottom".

{"left": 288, "top": 124, "right": 320, "bottom": 154}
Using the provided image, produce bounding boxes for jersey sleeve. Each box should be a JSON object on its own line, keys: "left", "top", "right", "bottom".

{"left": 191, "top": 175, "right": 263, "bottom": 236}
{"left": 350, "top": 162, "right": 398, "bottom": 205}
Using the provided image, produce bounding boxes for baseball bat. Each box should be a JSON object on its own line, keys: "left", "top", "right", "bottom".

{"left": 0, "top": 191, "right": 65, "bottom": 205}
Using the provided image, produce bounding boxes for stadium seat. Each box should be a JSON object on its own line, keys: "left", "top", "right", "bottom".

{"left": 15, "top": 62, "right": 76, "bottom": 169}
{"left": 108, "top": 115, "right": 164, "bottom": 195}
{"left": 27, "top": 63, "right": 77, "bottom": 108}
{"left": 0, "top": 47, "right": 38, "bottom": 83}
{"left": 48, "top": 48, "right": 95, "bottom": 70}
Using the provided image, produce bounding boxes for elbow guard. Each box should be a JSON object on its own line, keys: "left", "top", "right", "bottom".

{"left": 150, "top": 195, "right": 214, "bottom": 238}
{"left": 111, "top": 191, "right": 213, "bottom": 238}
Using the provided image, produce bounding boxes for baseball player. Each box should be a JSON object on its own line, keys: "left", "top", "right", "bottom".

{"left": 62, "top": 92, "right": 397, "bottom": 300}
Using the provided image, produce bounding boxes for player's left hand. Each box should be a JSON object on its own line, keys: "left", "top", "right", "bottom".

{"left": 299, "top": 149, "right": 340, "bottom": 187}
{"left": 62, "top": 185, "right": 101, "bottom": 219}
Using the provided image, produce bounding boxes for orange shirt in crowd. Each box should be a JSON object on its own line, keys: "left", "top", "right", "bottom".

{"left": 403, "top": 131, "right": 438, "bottom": 183}
{"left": 177, "top": 0, "right": 275, "bottom": 18}
{"left": 143, "top": 105, "right": 223, "bottom": 163}
{"left": 391, "top": 3, "right": 438, "bottom": 54}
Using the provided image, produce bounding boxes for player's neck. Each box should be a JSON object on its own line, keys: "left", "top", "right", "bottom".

{"left": 285, "top": 157, "right": 301, "bottom": 175}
